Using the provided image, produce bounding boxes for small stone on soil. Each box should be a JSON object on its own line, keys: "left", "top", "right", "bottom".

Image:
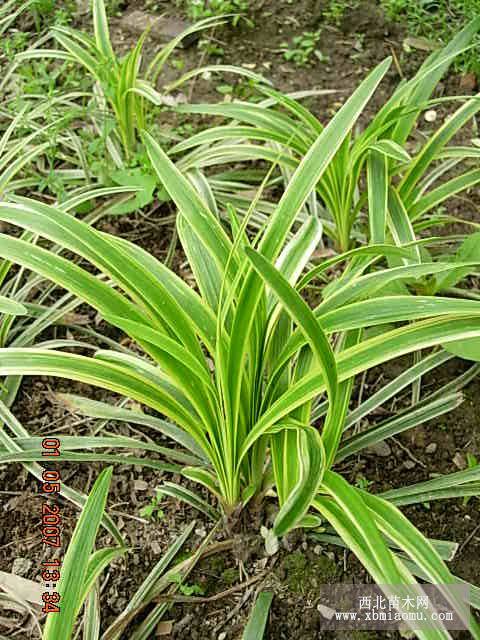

{"left": 317, "top": 603, "right": 335, "bottom": 619}
{"left": 459, "top": 73, "right": 477, "bottom": 92}
{"left": 425, "top": 442, "right": 437, "bottom": 454}
{"left": 12, "top": 557, "right": 31, "bottom": 576}
{"left": 118, "top": 12, "right": 198, "bottom": 47}
{"left": 150, "top": 541, "right": 162, "bottom": 555}
{"left": 453, "top": 452, "right": 467, "bottom": 469}
{"left": 156, "top": 620, "right": 173, "bottom": 636}
{"left": 75, "top": 0, "right": 89, "bottom": 15}
{"left": 366, "top": 441, "right": 391, "bottom": 457}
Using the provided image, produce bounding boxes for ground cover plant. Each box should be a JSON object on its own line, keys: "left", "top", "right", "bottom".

{"left": 0, "top": 1, "right": 480, "bottom": 638}
{"left": 320, "top": 0, "right": 480, "bottom": 76}
{"left": 17, "top": 0, "right": 225, "bottom": 160}
{"left": 182, "top": 0, "right": 251, "bottom": 27}
{"left": 174, "top": 18, "right": 480, "bottom": 251}
{"left": 5, "top": 0, "right": 263, "bottom": 208}
{"left": 1, "top": 62, "right": 480, "bottom": 636}
{"left": 381, "top": 0, "right": 480, "bottom": 76}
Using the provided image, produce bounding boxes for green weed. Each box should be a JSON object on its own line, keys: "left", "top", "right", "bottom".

{"left": 184, "top": 0, "right": 252, "bottom": 27}
{"left": 381, "top": 0, "right": 480, "bottom": 75}
{"left": 280, "top": 30, "right": 327, "bottom": 67}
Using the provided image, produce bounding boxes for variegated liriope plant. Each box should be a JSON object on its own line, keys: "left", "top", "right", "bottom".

{"left": 172, "top": 17, "right": 480, "bottom": 253}
{"left": 9, "top": 0, "right": 266, "bottom": 211}
{"left": 16, "top": 0, "right": 264, "bottom": 164}
{"left": 1, "top": 59, "right": 480, "bottom": 638}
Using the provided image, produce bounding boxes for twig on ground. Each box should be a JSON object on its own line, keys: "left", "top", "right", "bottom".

{"left": 155, "top": 572, "right": 265, "bottom": 604}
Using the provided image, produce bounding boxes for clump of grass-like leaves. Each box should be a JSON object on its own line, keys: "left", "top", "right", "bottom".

{"left": 17, "top": 0, "right": 261, "bottom": 162}
{"left": 0, "top": 37, "right": 480, "bottom": 640}
{"left": 173, "top": 18, "right": 480, "bottom": 252}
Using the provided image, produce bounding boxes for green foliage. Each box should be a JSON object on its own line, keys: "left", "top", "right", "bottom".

{"left": 221, "top": 566, "right": 237, "bottom": 584}
{"left": 198, "top": 37, "right": 225, "bottom": 58}
{"left": 322, "top": 0, "right": 359, "bottom": 26}
{"left": 243, "top": 591, "right": 273, "bottom": 640}
{"left": 140, "top": 489, "right": 165, "bottom": 520}
{"left": 176, "top": 18, "right": 480, "bottom": 251}
{"left": 169, "top": 572, "right": 205, "bottom": 595}
{"left": 10, "top": 0, "right": 263, "bottom": 205}
{"left": 280, "top": 30, "right": 327, "bottom": 67}
{"left": 1, "top": 6, "right": 480, "bottom": 638}
{"left": 355, "top": 473, "right": 372, "bottom": 490}
{"left": 432, "top": 231, "right": 480, "bottom": 294}
{"left": 17, "top": 0, "right": 226, "bottom": 161}
{"left": 31, "top": 0, "right": 55, "bottom": 15}
{"left": 37, "top": 489, "right": 197, "bottom": 639}
{"left": 463, "top": 453, "right": 479, "bottom": 505}
{"left": 15, "top": 58, "right": 88, "bottom": 95}
{"left": 184, "top": 0, "right": 252, "bottom": 27}
{"left": 1, "top": 52, "right": 480, "bottom": 636}
{"left": 381, "top": 0, "right": 480, "bottom": 75}
{"left": 31, "top": 0, "right": 75, "bottom": 29}
{"left": 1, "top": 31, "right": 29, "bottom": 61}
{"left": 0, "top": 0, "right": 33, "bottom": 37}
{"left": 42, "top": 467, "right": 124, "bottom": 640}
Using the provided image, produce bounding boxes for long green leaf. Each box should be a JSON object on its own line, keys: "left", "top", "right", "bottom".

{"left": 43, "top": 467, "right": 116, "bottom": 640}
{"left": 242, "top": 592, "right": 273, "bottom": 640}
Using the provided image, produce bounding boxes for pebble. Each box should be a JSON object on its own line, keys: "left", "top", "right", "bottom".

{"left": 424, "top": 109, "right": 437, "bottom": 122}
{"left": 404, "top": 460, "right": 416, "bottom": 470}
{"left": 150, "top": 541, "right": 161, "bottom": 555}
{"left": 453, "top": 452, "right": 466, "bottom": 469}
{"left": 367, "top": 441, "right": 391, "bottom": 457}
{"left": 174, "top": 614, "right": 194, "bottom": 635}
{"left": 119, "top": 12, "right": 198, "bottom": 47}
{"left": 425, "top": 442, "right": 437, "bottom": 454}
{"left": 459, "top": 73, "right": 477, "bottom": 92}
{"left": 218, "top": 633, "right": 227, "bottom": 640}
{"left": 12, "top": 557, "right": 31, "bottom": 576}
{"left": 317, "top": 603, "right": 335, "bottom": 619}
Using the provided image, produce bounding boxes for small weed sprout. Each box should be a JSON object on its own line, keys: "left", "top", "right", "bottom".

{"left": 281, "top": 30, "right": 326, "bottom": 67}
{"left": 184, "top": 0, "right": 252, "bottom": 27}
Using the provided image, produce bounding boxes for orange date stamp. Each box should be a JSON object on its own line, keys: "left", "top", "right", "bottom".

{"left": 40, "top": 438, "right": 62, "bottom": 614}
